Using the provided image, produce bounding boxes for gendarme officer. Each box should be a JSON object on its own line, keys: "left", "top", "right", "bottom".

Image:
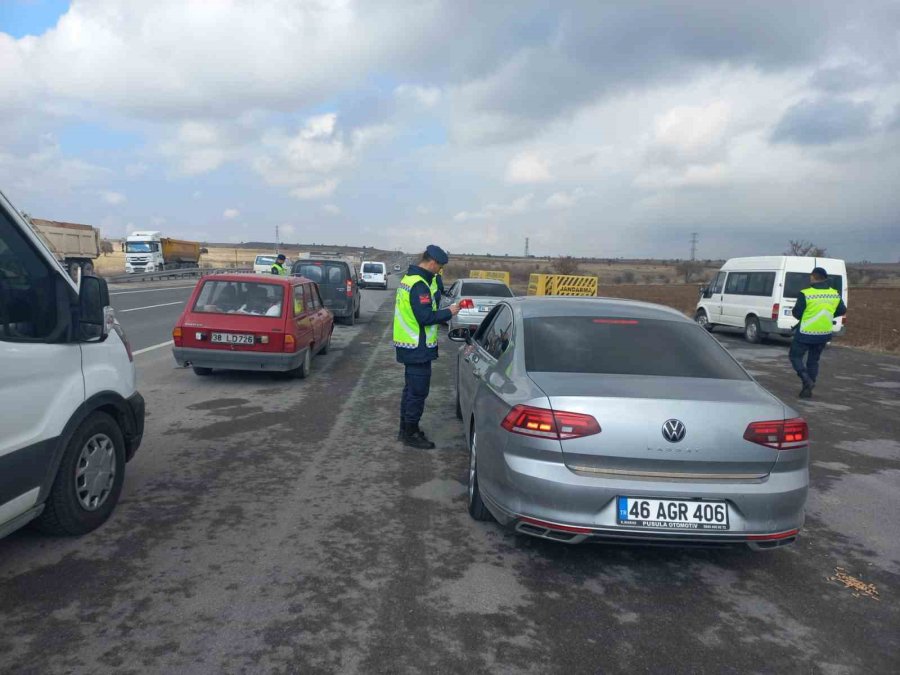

{"left": 790, "top": 266, "right": 846, "bottom": 398}
{"left": 271, "top": 254, "right": 287, "bottom": 275}
{"left": 394, "top": 245, "right": 459, "bottom": 449}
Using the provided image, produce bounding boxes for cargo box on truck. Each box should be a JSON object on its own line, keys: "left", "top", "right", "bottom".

{"left": 28, "top": 218, "right": 101, "bottom": 277}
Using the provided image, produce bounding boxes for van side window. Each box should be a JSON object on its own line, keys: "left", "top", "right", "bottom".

{"left": 725, "top": 272, "right": 775, "bottom": 297}
{"left": 0, "top": 211, "right": 60, "bottom": 342}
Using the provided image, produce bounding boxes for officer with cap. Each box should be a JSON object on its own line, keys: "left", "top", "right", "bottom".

{"left": 271, "top": 254, "right": 287, "bottom": 275}
{"left": 394, "top": 245, "right": 460, "bottom": 449}
{"left": 790, "top": 266, "right": 846, "bottom": 398}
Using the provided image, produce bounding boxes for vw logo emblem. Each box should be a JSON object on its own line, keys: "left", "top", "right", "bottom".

{"left": 662, "top": 419, "right": 686, "bottom": 443}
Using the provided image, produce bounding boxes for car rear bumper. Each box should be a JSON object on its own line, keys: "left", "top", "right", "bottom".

{"left": 449, "top": 311, "right": 490, "bottom": 330}
{"left": 173, "top": 346, "right": 306, "bottom": 372}
{"left": 481, "top": 447, "right": 807, "bottom": 550}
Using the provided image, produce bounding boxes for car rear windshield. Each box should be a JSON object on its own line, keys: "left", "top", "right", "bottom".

{"left": 783, "top": 272, "right": 843, "bottom": 299}
{"left": 293, "top": 262, "right": 349, "bottom": 285}
{"left": 461, "top": 282, "right": 513, "bottom": 297}
{"left": 363, "top": 263, "right": 384, "bottom": 273}
{"left": 523, "top": 317, "right": 748, "bottom": 380}
{"left": 193, "top": 280, "right": 284, "bottom": 318}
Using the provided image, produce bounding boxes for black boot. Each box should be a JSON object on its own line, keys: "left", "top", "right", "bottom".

{"left": 412, "top": 424, "right": 436, "bottom": 449}
{"left": 402, "top": 423, "right": 435, "bottom": 449}
{"left": 799, "top": 376, "right": 814, "bottom": 398}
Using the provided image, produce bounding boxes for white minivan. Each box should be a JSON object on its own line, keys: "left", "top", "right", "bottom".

{"left": 253, "top": 254, "right": 291, "bottom": 274}
{"left": 695, "top": 256, "right": 848, "bottom": 343}
{"left": 360, "top": 261, "right": 388, "bottom": 290}
{"left": 0, "top": 189, "right": 144, "bottom": 539}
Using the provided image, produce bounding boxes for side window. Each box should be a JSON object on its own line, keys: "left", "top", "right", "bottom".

{"left": 293, "top": 285, "right": 306, "bottom": 316}
{"left": 478, "top": 306, "right": 514, "bottom": 360}
{"left": 746, "top": 272, "right": 776, "bottom": 296}
{"left": 310, "top": 284, "right": 323, "bottom": 310}
{"left": 711, "top": 272, "right": 726, "bottom": 294}
{"left": 725, "top": 272, "right": 749, "bottom": 295}
{"left": 0, "top": 211, "right": 61, "bottom": 342}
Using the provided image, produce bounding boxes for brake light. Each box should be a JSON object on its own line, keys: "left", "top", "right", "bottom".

{"left": 593, "top": 318, "right": 638, "bottom": 325}
{"left": 772, "top": 303, "right": 780, "bottom": 320}
{"left": 172, "top": 326, "right": 183, "bottom": 347}
{"left": 743, "top": 418, "right": 808, "bottom": 450}
{"left": 459, "top": 298, "right": 475, "bottom": 309}
{"left": 346, "top": 279, "right": 353, "bottom": 297}
{"left": 519, "top": 517, "right": 593, "bottom": 535}
{"left": 284, "top": 334, "right": 296, "bottom": 352}
{"left": 501, "top": 405, "right": 601, "bottom": 440}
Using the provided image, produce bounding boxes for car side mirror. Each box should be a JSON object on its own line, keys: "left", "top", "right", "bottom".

{"left": 78, "top": 275, "right": 113, "bottom": 342}
{"left": 448, "top": 327, "right": 472, "bottom": 343}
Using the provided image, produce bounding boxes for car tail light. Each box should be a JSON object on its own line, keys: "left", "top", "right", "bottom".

{"left": 501, "top": 405, "right": 601, "bottom": 440}
{"left": 771, "top": 303, "right": 780, "bottom": 320}
{"left": 172, "top": 326, "right": 183, "bottom": 347}
{"left": 346, "top": 279, "right": 353, "bottom": 297}
{"left": 743, "top": 418, "right": 808, "bottom": 450}
{"left": 519, "top": 516, "right": 593, "bottom": 535}
{"left": 284, "top": 334, "right": 296, "bottom": 352}
{"left": 459, "top": 298, "right": 475, "bottom": 309}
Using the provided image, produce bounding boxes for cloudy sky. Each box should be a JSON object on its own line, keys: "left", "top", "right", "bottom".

{"left": 1, "top": 0, "right": 899, "bottom": 261}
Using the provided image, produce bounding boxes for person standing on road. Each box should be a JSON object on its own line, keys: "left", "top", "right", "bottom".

{"left": 790, "top": 266, "right": 846, "bottom": 398}
{"left": 394, "top": 245, "right": 460, "bottom": 449}
{"left": 271, "top": 254, "right": 287, "bottom": 275}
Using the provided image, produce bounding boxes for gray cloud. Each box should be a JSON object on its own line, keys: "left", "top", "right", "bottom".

{"left": 771, "top": 98, "right": 874, "bottom": 146}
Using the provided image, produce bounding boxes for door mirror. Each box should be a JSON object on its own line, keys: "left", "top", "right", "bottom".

{"left": 448, "top": 327, "right": 472, "bottom": 343}
{"left": 78, "top": 275, "right": 113, "bottom": 341}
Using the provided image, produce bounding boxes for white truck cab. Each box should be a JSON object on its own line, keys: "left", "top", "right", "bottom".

{"left": 0, "top": 189, "right": 144, "bottom": 539}
{"left": 695, "top": 256, "right": 848, "bottom": 343}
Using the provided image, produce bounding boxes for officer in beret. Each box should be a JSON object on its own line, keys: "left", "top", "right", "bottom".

{"left": 393, "top": 245, "right": 460, "bottom": 448}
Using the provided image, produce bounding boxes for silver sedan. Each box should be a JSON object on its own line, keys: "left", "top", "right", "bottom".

{"left": 440, "top": 278, "right": 514, "bottom": 331}
{"left": 450, "top": 297, "right": 809, "bottom": 549}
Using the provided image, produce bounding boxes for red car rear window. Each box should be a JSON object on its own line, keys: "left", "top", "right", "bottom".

{"left": 193, "top": 280, "right": 284, "bottom": 318}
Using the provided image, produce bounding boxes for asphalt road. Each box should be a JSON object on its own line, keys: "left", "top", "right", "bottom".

{"left": 1, "top": 280, "right": 898, "bottom": 673}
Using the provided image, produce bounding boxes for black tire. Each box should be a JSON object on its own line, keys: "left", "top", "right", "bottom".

{"left": 695, "top": 309, "right": 714, "bottom": 332}
{"left": 192, "top": 366, "right": 213, "bottom": 376}
{"left": 354, "top": 301, "right": 361, "bottom": 319}
{"left": 467, "top": 428, "right": 492, "bottom": 522}
{"left": 82, "top": 261, "right": 95, "bottom": 276}
{"left": 33, "top": 412, "right": 126, "bottom": 535}
{"left": 744, "top": 316, "right": 763, "bottom": 344}
{"left": 290, "top": 348, "right": 312, "bottom": 379}
{"left": 343, "top": 312, "right": 356, "bottom": 326}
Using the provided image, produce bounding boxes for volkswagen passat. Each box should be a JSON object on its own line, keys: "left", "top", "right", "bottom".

{"left": 450, "top": 297, "right": 808, "bottom": 549}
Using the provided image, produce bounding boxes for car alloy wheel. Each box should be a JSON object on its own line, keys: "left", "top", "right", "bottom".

{"left": 75, "top": 433, "right": 117, "bottom": 511}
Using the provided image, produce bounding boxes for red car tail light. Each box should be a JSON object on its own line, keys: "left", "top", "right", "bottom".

{"left": 501, "top": 405, "right": 601, "bottom": 440}
{"left": 771, "top": 303, "right": 780, "bottom": 320}
{"left": 459, "top": 298, "right": 475, "bottom": 310}
{"left": 284, "top": 334, "right": 296, "bottom": 352}
{"left": 172, "top": 326, "right": 183, "bottom": 347}
{"left": 743, "top": 418, "right": 808, "bottom": 450}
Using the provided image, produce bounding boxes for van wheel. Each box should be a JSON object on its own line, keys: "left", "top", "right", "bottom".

{"left": 290, "top": 348, "right": 312, "bottom": 379}
{"left": 343, "top": 312, "right": 355, "bottom": 326}
{"left": 192, "top": 366, "right": 213, "bottom": 376}
{"left": 467, "top": 429, "right": 492, "bottom": 522}
{"left": 354, "top": 303, "right": 361, "bottom": 319}
{"left": 33, "top": 412, "right": 126, "bottom": 535}
{"left": 695, "top": 309, "right": 714, "bottom": 332}
{"left": 744, "top": 317, "right": 763, "bottom": 344}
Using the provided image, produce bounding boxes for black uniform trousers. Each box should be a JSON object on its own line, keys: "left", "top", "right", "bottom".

{"left": 400, "top": 361, "right": 432, "bottom": 426}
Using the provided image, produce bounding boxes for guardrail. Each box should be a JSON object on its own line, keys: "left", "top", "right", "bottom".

{"left": 104, "top": 267, "right": 253, "bottom": 284}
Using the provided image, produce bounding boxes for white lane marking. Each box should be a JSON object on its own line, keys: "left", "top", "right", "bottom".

{"left": 110, "top": 285, "right": 196, "bottom": 295}
{"left": 119, "top": 301, "right": 184, "bottom": 313}
{"left": 133, "top": 340, "right": 173, "bottom": 356}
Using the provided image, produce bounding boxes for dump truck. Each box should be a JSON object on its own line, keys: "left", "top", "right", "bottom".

{"left": 125, "top": 231, "right": 201, "bottom": 273}
{"left": 28, "top": 218, "right": 102, "bottom": 276}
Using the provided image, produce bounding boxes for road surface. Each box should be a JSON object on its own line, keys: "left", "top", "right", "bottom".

{"left": 1, "top": 280, "right": 898, "bottom": 673}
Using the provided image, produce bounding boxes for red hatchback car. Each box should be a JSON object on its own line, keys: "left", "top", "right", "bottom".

{"left": 172, "top": 274, "right": 334, "bottom": 378}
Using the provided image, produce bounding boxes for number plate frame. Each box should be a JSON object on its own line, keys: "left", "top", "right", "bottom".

{"left": 211, "top": 332, "right": 255, "bottom": 345}
{"left": 616, "top": 496, "right": 730, "bottom": 531}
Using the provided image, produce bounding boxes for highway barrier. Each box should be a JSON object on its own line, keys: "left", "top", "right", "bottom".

{"left": 527, "top": 273, "right": 598, "bottom": 297}
{"left": 469, "top": 269, "right": 511, "bottom": 285}
{"left": 104, "top": 267, "right": 252, "bottom": 284}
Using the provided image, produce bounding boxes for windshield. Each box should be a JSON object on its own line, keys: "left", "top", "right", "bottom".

{"left": 256, "top": 255, "right": 277, "bottom": 266}
{"left": 783, "top": 272, "right": 843, "bottom": 299}
{"left": 192, "top": 280, "right": 284, "bottom": 317}
{"left": 126, "top": 242, "right": 159, "bottom": 253}
{"left": 294, "top": 262, "right": 349, "bottom": 285}
{"left": 363, "top": 263, "right": 384, "bottom": 274}
{"left": 524, "top": 317, "right": 748, "bottom": 380}
{"left": 461, "top": 282, "right": 513, "bottom": 298}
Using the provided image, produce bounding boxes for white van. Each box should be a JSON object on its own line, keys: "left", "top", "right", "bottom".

{"left": 360, "top": 261, "right": 388, "bottom": 289}
{"left": 253, "top": 254, "right": 291, "bottom": 274}
{"left": 695, "top": 256, "right": 848, "bottom": 343}
{"left": 0, "top": 189, "right": 144, "bottom": 539}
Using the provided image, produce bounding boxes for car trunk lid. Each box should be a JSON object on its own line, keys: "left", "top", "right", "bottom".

{"left": 528, "top": 373, "right": 784, "bottom": 478}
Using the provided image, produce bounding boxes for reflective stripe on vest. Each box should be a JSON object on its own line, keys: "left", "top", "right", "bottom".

{"left": 799, "top": 287, "right": 841, "bottom": 336}
{"left": 394, "top": 274, "right": 438, "bottom": 349}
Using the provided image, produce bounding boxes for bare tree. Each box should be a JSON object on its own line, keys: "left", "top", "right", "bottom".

{"left": 100, "top": 239, "right": 114, "bottom": 256}
{"left": 676, "top": 261, "right": 702, "bottom": 283}
{"left": 552, "top": 256, "right": 580, "bottom": 275}
{"left": 785, "top": 240, "right": 827, "bottom": 257}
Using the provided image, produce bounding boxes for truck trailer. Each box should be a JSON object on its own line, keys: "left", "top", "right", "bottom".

{"left": 28, "top": 218, "right": 102, "bottom": 277}
{"left": 125, "top": 231, "right": 201, "bottom": 273}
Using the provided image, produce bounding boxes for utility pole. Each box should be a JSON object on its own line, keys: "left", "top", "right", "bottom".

{"left": 690, "top": 232, "right": 698, "bottom": 261}
{"left": 524, "top": 237, "right": 530, "bottom": 257}
{"left": 275, "top": 225, "right": 279, "bottom": 254}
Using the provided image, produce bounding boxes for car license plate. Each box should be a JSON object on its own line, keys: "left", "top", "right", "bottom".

{"left": 477, "top": 305, "right": 490, "bottom": 312}
{"left": 783, "top": 308, "right": 794, "bottom": 316}
{"left": 211, "top": 332, "right": 254, "bottom": 345}
{"left": 616, "top": 497, "right": 729, "bottom": 531}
